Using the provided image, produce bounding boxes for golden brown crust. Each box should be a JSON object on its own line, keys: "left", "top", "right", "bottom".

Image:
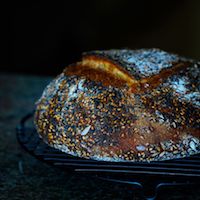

{"left": 64, "top": 64, "right": 128, "bottom": 88}
{"left": 34, "top": 49, "right": 200, "bottom": 162}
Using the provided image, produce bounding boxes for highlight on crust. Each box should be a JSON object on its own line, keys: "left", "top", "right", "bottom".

{"left": 65, "top": 50, "right": 190, "bottom": 93}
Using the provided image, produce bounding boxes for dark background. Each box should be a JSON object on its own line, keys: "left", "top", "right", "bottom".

{"left": 5, "top": 0, "right": 200, "bottom": 75}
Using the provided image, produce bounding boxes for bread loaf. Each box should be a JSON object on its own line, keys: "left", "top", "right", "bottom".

{"left": 34, "top": 49, "right": 200, "bottom": 162}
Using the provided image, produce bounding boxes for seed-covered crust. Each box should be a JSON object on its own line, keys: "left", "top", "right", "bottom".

{"left": 34, "top": 49, "right": 200, "bottom": 162}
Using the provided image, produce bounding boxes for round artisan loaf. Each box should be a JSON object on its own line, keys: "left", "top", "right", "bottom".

{"left": 34, "top": 49, "right": 200, "bottom": 162}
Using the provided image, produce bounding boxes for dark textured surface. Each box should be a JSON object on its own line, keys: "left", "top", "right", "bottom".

{"left": 0, "top": 73, "right": 200, "bottom": 200}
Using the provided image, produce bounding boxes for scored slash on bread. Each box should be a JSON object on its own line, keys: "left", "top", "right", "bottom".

{"left": 65, "top": 49, "right": 190, "bottom": 93}
{"left": 34, "top": 49, "right": 200, "bottom": 162}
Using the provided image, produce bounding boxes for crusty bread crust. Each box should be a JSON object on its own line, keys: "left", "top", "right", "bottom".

{"left": 34, "top": 49, "right": 200, "bottom": 162}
